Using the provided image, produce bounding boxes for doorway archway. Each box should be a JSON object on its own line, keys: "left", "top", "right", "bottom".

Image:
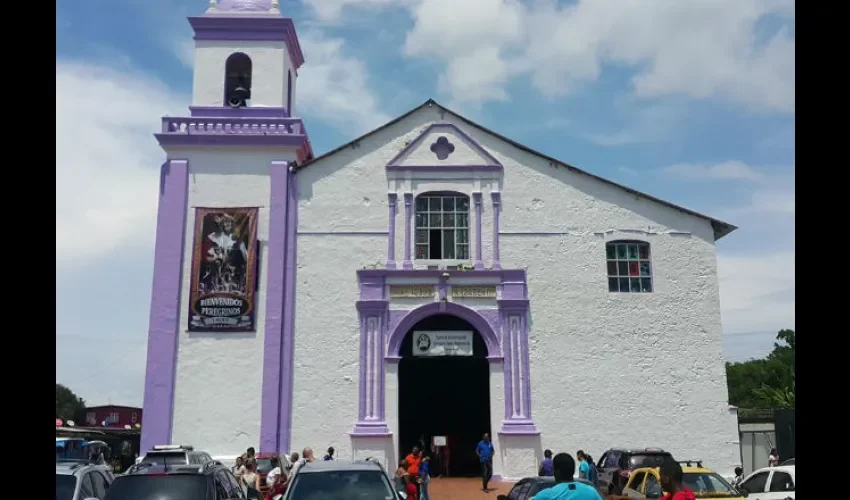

{"left": 397, "top": 313, "right": 491, "bottom": 477}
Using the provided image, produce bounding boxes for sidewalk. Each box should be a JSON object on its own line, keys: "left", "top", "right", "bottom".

{"left": 426, "top": 477, "right": 514, "bottom": 499}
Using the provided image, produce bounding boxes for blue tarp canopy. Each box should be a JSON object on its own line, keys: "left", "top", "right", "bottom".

{"left": 56, "top": 438, "right": 87, "bottom": 448}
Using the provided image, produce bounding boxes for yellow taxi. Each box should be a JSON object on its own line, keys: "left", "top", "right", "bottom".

{"left": 620, "top": 461, "right": 745, "bottom": 499}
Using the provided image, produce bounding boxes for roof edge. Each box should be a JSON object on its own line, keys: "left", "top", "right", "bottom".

{"left": 296, "top": 98, "right": 737, "bottom": 242}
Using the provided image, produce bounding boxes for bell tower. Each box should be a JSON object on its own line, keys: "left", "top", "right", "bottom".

{"left": 189, "top": 0, "right": 303, "bottom": 115}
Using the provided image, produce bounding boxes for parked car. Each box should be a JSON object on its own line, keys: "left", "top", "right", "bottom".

{"left": 597, "top": 448, "right": 674, "bottom": 495}
{"left": 136, "top": 444, "right": 214, "bottom": 468}
{"left": 106, "top": 461, "right": 245, "bottom": 500}
{"left": 620, "top": 461, "right": 745, "bottom": 499}
{"left": 283, "top": 458, "right": 402, "bottom": 499}
{"left": 56, "top": 460, "right": 116, "bottom": 500}
{"left": 737, "top": 465, "right": 795, "bottom": 500}
{"left": 497, "top": 476, "right": 597, "bottom": 500}
{"left": 255, "top": 452, "right": 287, "bottom": 495}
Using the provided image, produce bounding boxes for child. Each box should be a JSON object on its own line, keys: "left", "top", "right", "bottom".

{"left": 418, "top": 456, "right": 431, "bottom": 500}
{"left": 405, "top": 477, "right": 419, "bottom": 500}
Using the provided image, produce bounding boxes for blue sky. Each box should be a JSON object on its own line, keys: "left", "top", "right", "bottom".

{"left": 56, "top": 0, "right": 795, "bottom": 407}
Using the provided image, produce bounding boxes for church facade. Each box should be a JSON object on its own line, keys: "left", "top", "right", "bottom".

{"left": 140, "top": 0, "right": 741, "bottom": 480}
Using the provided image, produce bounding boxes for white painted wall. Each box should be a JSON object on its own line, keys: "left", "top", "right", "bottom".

{"left": 168, "top": 146, "right": 297, "bottom": 458}
{"left": 192, "top": 40, "right": 292, "bottom": 109}
{"left": 295, "top": 105, "right": 738, "bottom": 479}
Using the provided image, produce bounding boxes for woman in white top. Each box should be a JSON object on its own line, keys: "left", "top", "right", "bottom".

{"left": 768, "top": 448, "right": 779, "bottom": 467}
{"left": 241, "top": 460, "right": 262, "bottom": 500}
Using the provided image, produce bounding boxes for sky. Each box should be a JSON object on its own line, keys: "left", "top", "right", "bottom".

{"left": 56, "top": 0, "right": 795, "bottom": 407}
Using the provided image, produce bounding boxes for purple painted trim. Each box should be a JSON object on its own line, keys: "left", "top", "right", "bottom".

{"left": 473, "top": 192, "right": 483, "bottom": 269}
{"left": 385, "top": 122, "right": 503, "bottom": 168}
{"left": 189, "top": 106, "right": 289, "bottom": 118}
{"left": 497, "top": 298, "right": 538, "bottom": 435}
{"left": 358, "top": 268, "right": 525, "bottom": 280}
{"left": 156, "top": 115, "right": 310, "bottom": 150}
{"left": 386, "top": 302, "right": 502, "bottom": 359}
{"left": 140, "top": 159, "right": 189, "bottom": 454}
{"left": 188, "top": 15, "right": 305, "bottom": 70}
{"left": 386, "top": 194, "right": 398, "bottom": 268}
{"left": 259, "top": 161, "right": 291, "bottom": 453}
{"left": 352, "top": 300, "right": 391, "bottom": 436}
{"left": 279, "top": 166, "right": 299, "bottom": 453}
{"left": 491, "top": 192, "right": 502, "bottom": 269}
{"left": 287, "top": 71, "right": 293, "bottom": 114}
{"left": 386, "top": 165, "right": 503, "bottom": 172}
{"left": 402, "top": 193, "right": 413, "bottom": 270}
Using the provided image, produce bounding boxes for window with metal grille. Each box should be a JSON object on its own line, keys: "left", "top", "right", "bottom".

{"left": 414, "top": 194, "right": 470, "bottom": 260}
{"left": 606, "top": 241, "right": 653, "bottom": 293}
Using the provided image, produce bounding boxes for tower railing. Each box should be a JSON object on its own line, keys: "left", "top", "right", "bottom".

{"left": 160, "top": 116, "right": 305, "bottom": 136}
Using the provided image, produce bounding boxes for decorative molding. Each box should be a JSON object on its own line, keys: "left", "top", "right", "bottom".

{"left": 155, "top": 115, "right": 311, "bottom": 152}
{"left": 491, "top": 192, "right": 502, "bottom": 269}
{"left": 352, "top": 268, "right": 537, "bottom": 436}
{"left": 259, "top": 161, "right": 298, "bottom": 453}
{"left": 189, "top": 106, "right": 290, "bottom": 118}
{"left": 429, "top": 136, "right": 456, "bottom": 160}
{"left": 385, "top": 122, "right": 504, "bottom": 172}
{"left": 402, "top": 193, "right": 413, "bottom": 270}
{"left": 386, "top": 193, "right": 398, "bottom": 269}
{"left": 188, "top": 15, "right": 305, "bottom": 70}
{"left": 473, "top": 192, "right": 483, "bottom": 269}
{"left": 351, "top": 300, "right": 391, "bottom": 437}
{"left": 140, "top": 159, "right": 190, "bottom": 454}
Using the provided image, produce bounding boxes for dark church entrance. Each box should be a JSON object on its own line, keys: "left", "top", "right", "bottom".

{"left": 398, "top": 314, "right": 491, "bottom": 477}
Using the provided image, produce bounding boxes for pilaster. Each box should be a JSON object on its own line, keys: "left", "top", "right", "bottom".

{"left": 498, "top": 298, "right": 539, "bottom": 435}
{"left": 386, "top": 193, "right": 398, "bottom": 269}
{"left": 473, "top": 191, "right": 483, "bottom": 269}
{"left": 351, "top": 299, "right": 392, "bottom": 437}
{"left": 402, "top": 193, "right": 413, "bottom": 270}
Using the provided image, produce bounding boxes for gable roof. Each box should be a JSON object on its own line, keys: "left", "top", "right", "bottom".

{"left": 295, "top": 99, "right": 736, "bottom": 241}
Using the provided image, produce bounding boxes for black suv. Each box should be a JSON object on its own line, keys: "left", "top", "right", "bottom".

{"left": 105, "top": 461, "right": 245, "bottom": 500}
{"left": 596, "top": 447, "right": 673, "bottom": 495}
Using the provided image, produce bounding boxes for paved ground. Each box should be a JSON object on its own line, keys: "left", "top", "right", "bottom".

{"left": 426, "top": 477, "right": 514, "bottom": 499}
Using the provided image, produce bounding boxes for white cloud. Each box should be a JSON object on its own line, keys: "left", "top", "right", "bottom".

{"left": 56, "top": 60, "right": 186, "bottom": 266}
{"left": 297, "top": 31, "right": 392, "bottom": 133}
{"left": 362, "top": 0, "right": 794, "bottom": 111}
{"left": 302, "top": 0, "right": 409, "bottom": 23}
{"left": 659, "top": 160, "right": 765, "bottom": 181}
{"left": 718, "top": 251, "right": 795, "bottom": 335}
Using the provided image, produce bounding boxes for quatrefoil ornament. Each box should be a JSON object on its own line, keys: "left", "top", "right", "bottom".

{"left": 429, "top": 136, "right": 456, "bottom": 160}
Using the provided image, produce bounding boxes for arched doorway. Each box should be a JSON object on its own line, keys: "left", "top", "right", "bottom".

{"left": 397, "top": 314, "right": 491, "bottom": 477}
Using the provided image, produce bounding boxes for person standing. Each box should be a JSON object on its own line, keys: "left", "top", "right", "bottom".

{"left": 532, "top": 453, "right": 602, "bottom": 500}
{"left": 731, "top": 467, "right": 744, "bottom": 488}
{"left": 476, "top": 433, "right": 495, "bottom": 491}
{"left": 659, "top": 459, "right": 696, "bottom": 500}
{"left": 539, "top": 449, "right": 554, "bottom": 476}
{"left": 418, "top": 456, "right": 431, "bottom": 500}
{"left": 405, "top": 446, "right": 423, "bottom": 495}
{"left": 768, "top": 448, "right": 779, "bottom": 467}
{"left": 240, "top": 460, "right": 262, "bottom": 500}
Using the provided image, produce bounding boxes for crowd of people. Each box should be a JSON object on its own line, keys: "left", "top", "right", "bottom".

{"left": 230, "top": 445, "right": 336, "bottom": 500}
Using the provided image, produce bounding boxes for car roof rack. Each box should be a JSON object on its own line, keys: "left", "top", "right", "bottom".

{"left": 152, "top": 444, "right": 194, "bottom": 451}
{"left": 677, "top": 460, "right": 703, "bottom": 468}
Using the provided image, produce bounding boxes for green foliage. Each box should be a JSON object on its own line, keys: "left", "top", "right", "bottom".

{"left": 726, "top": 329, "right": 795, "bottom": 409}
{"left": 56, "top": 383, "right": 86, "bottom": 421}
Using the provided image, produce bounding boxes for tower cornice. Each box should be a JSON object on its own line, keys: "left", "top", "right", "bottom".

{"left": 188, "top": 15, "right": 304, "bottom": 70}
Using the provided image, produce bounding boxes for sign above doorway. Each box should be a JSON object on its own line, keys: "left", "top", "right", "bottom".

{"left": 412, "top": 331, "right": 473, "bottom": 357}
{"left": 451, "top": 285, "right": 497, "bottom": 299}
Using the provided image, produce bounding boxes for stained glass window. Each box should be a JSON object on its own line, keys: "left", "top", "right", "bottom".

{"left": 414, "top": 194, "right": 470, "bottom": 260}
{"left": 606, "top": 241, "right": 653, "bottom": 293}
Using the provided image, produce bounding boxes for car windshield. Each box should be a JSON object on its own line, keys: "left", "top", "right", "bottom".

{"left": 256, "top": 458, "right": 275, "bottom": 473}
{"left": 139, "top": 452, "right": 186, "bottom": 468}
{"left": 683, "top": 472, "right": 738, "bottom": 498}
{"left": 287, "top": 470, "right": 396, "bottom": 500}
{"left": 628, "top": 454, "right": 670, "bottom": 469}
{"left": 104, "top": 475, "right": 209, "bottom": 500}
{"left": 56, "top": 474, "right": 77, "bottom": 500}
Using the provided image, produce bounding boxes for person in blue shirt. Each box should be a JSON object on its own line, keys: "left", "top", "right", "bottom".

{"left": 418, "top": 456, "right": 431, "bottom": 500}
{"left": 577, "top": 450, "right": 591, "bottom": 481}
{"left": 475, "top": 433, "right": 495, "bottom": 491}
{"left": 533, "top": 453, "right": 603, "bottom": 500}
{"left": 539, "top": 449, "right": 554, "bottom": 476}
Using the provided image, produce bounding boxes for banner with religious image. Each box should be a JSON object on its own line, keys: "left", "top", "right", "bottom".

{"left": 188, "top": 207, "right": 259, "bottom": 332}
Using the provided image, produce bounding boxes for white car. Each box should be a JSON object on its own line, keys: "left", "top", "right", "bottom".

{"left": 737, "top": 465, "right": 795, "bottom": 500}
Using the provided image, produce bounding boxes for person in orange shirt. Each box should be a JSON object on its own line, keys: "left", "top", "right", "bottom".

{"left": 405, "top": 446, "right": 423, "bottom": 495}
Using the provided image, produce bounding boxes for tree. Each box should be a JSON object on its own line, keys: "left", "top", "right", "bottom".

{"left": 726, "top": 329, "right": 795, "bottom": 409}
{"left": 56, "top": 383, "right": 86, "bottom": 421}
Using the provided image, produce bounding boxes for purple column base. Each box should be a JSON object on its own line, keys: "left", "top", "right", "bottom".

{"left": 499, "top": 419, "right": 540, "bottom": 435}
{"left": 350, "top": 421, "right": 392, "bottom": 437}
